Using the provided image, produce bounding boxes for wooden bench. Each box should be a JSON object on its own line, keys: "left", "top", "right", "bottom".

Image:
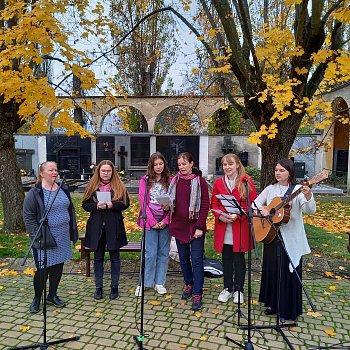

{"left": 79, "top": 236, "right": 141, "bottom": 277}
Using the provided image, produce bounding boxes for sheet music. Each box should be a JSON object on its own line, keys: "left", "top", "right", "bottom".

{"left": 215, "top": 194, "right": 244, "bottom": 215}
{"left": 96, "top": 191, "right": 111, "bottom": 203}
{"left": 211, "top": 209, "right": 235, "bottom": 219}
{"left": 155, "top": 194, "right": 173, "bottom": 206}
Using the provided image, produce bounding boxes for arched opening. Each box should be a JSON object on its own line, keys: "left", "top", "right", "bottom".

{"left": 101, "top": 106, "right": 148, "bottom": 133}
{"left": 332, "top": 97, "right": 349, "bottom": 177}
{"left": 155, "top": 105, "right": 201, "bottom": 134}
{"left": 207, "top": 106, "right": 254, "bottom": 134}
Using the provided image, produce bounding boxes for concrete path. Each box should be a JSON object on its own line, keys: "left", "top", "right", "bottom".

{"left": 0, "top": 259, "right": 349, "bottom": 350}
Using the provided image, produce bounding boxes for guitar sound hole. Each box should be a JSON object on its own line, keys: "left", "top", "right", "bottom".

{"left": 270, "top": 208, "right": 276, "bottom": 216}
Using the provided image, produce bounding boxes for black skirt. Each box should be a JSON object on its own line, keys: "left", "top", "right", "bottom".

{"left": 259, "top": 236, "right": 303, "bottom": 320}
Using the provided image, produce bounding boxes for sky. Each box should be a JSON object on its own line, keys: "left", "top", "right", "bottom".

{"left": 52, "top": 1, "right": 200, "bottom": 96}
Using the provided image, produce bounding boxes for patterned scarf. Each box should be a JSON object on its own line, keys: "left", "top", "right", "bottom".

{"left": 168, "top": 172, "right": 202, "bottom": 219}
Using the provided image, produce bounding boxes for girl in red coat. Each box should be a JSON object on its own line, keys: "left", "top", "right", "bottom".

{"left": 211, "top": 154, "right": 257, "bottom": 304}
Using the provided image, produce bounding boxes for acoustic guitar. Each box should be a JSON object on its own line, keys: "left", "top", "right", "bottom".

{"left": 253, "top": 170, "right": 329, "bottom": 244}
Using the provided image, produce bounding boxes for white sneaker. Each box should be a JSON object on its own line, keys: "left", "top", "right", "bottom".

{"left": 154, "top": 284, "right": 167, "bottom": 295}
{"left": 135, "top": 285, "right": 142, "bottom": 297}
{"left": 233, "top": 291, "right": 244, "bottom": 304}
{"left": 217, "top": 288, "right": 232, "bottom": 303}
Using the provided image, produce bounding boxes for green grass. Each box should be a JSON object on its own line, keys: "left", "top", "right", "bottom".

{"left": 0, "top": 195, "right": 349, "bottom": 261}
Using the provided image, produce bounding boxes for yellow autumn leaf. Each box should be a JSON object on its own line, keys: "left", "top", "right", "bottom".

{"left": 165, "top": 294, "right": 172, "bottom": 300}
{"left": 324, "top": 291, "right": 331, "bottom": 295}
{"left": 250, "top": 299, "right": 258, "bottom": 305}
{"left": 324, "top": 271, "right": 334, "bottom": 277}
{"left": 180, "top": 345, "right": 187, "bottom": 348}
{"left": 200, "top": 336, "right": 207, "bottom": 341}
{"left": 329, "top": 286, "right": 337, "bottom": 291}
{"left": 306, "top": 311, "right": 322, "bottom": 318}
{"left": 68, "top": 291, "right": 77, "bottom": 294}
{"left": 211, "top": 309, "right": 219, "bottom": 315}
{"left": 194, "top": 311, "right": 202, "bottom": 318}
{"left": 23, "top": 268, "right": 35, "bottom": 276}
{"left": 0, "top": 262, "right": 7, "bottom": 267}
{"left": 168, "top": 306, "right": 174, "bottom": 310}
{"left": 339, "top": 266, "right": 345, "bottom": 271}
{"left": 324, "top": 329, "right": 336, "bottom": 336}
{"left": 150, "top": 300, "right": 161, "bottom": 306}
{"left": 0, "top": 286, "right": 4, "bottom": 290}
{"left": 95, "top": 312, "right": 103, "bottom": 317}
{"left": 19, "top": 326, "right": 30, "bottom": 332}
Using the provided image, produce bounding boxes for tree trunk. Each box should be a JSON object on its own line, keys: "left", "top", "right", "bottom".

{"left": 0, "top": 99, "right": 25, "bottom": 233}
{"left": 0, "top": 134, "right": 25, "bottom": 232}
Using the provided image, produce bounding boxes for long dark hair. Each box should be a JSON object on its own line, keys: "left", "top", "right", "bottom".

{"left": 272, "top": 159, "right": 297, "bottom": 185}
{"left": 146, "top": 152, "right": 171, "bottom": 191}
{"left": 177, "top": 152, "right": 202, "bottom": 176}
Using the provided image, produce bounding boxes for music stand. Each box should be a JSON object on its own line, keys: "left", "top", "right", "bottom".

{"left": 210, "top": 192, "right": 262, "bottom": 349}
{"left": 9, "top": 177, "right": 80, "bottom": 350}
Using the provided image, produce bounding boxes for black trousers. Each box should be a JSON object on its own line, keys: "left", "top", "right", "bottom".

{"left": 32, "top": 248, "right": 64, "bottom": 299}
{"left": 222, "top": 244, "right": 246, "bottom": 292}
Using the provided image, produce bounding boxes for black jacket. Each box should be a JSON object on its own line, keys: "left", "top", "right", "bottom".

{"left": 82, "top": 190, "right": 129, "bottom": 251}
{"left": 23, "top": 183, "right": 78, "bottom": 249}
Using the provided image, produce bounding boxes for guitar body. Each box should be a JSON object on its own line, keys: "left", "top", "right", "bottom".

{"left": 253, "top": 197, "right": 291, "bottom": 244}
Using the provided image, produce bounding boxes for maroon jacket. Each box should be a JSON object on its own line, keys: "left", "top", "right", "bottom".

{"left": 169, "top": 176, "right": 209, "bottom": 243}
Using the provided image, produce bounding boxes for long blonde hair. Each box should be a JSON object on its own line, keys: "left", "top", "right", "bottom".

{"left": 221, "top": 153, "right": 251, "bottom": 198}
{"left": 82, "top": 160, "right": 127, "bottom": 201}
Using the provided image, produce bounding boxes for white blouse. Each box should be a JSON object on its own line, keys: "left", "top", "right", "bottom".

{"left": 253, "top": 183, "right": 316, "bottom": 272}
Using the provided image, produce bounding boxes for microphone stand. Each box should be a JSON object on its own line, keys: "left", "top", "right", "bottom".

{"left": 133, "top": 177, "right": 149, "bottom": 350}
{"left": 210, "top": 192, "right": 267, "bottom": 348}
{"left": 223, "top": 179, "right": 258, "bottom": 349}
{"left": 9, "top": 175, "right": 80, "bottom": 350}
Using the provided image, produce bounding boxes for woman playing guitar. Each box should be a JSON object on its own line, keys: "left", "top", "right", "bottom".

{"left": 253, "top": 159, "right": 316, "bottom": 322}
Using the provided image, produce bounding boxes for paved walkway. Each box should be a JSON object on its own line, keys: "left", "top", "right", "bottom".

{"left": 0, "top": 259, "right": 349, "bottom": 350}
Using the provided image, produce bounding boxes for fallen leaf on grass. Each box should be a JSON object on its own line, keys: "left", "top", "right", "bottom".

{"left": 323, "top": 291, "right": 331, "bottom": 295}
{"left": 324, "top": 271, "right": 334, "bottom": 277}
{"left": 0, "top": 262, "right": 7, "bottom": 267}
{"left": 23, "top": 268, "right": 35, "bottom": 276}
{"left": 313, "top": 254, "right": 321, "bottom": 258}
{"left": 19, "top": 326, "right": 30, "bottom": 332}
{"left": 250, "top": 299, "right": 258, "bottom": 305}
{"left": 149, "top": 300, "right": 161, "bottom": 306}
{"left": 329, "top": 286, "right": 337, "bottom": 291}
{"left": 0, "top": 269, "right": 19, "bottom": 276}
{"left": 324, "top": 329, "right": 336, "bottom": 336}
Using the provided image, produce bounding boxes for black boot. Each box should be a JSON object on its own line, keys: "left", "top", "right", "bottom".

{"left": 29, "top": 297, "right": 40, "bottom": 313}
{"left": 109, "top": 287, "right": 118, "bottom": 300}
{"left": 94, "top": 288, "right": 103, "bottom": 300}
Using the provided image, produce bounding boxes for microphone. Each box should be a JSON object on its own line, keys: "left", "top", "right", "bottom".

{"left": 240, "top": 175, "right": 249, "bottom": 184}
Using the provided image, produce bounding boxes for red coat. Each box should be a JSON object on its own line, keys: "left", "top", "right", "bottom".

{"left": 211, "top": 177, "right": 257, "bottom": 253}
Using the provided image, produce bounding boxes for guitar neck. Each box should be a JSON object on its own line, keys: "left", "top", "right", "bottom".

{"left": 275, "top": 186, "right": 303, "bottom": 210}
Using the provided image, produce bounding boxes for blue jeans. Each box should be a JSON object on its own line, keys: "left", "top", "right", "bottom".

{"left": 139, "top": 227, "right": 171, "bottom": 287}
{"left": 94, "top": 229, "right": 120, "bottom": 289}
{"left": 176, "top": 235, "right": 205, "bottom": 295}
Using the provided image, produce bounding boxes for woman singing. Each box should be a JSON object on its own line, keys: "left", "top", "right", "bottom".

{"left": 253, "top": 159, "right": 316, "bottom": 321}
{"left": 23, "top": 161, "right": 78, "bottom": 313}
{"left": 82, "top": 160, "right": 129, "bottom": 300}
{"left": 135, "top": 152, "right": 171, "bottom": 296}
{"left": 168, "top": 152, "right": 209, "bottom": 311}
{"left": 211, "top": 154, "right": 257, "bottom": 304}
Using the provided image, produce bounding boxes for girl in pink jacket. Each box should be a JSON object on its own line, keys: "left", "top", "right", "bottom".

{"left": 135, "top": 152, "right": 171, "bottom": 296}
